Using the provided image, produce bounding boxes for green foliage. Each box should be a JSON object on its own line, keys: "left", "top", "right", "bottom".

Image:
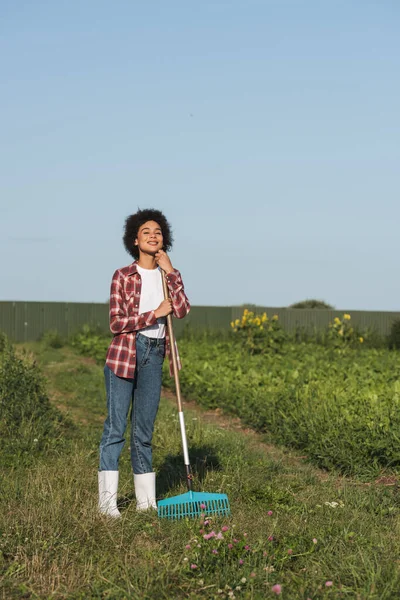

{"left": 326, "top": 313, "right": 365, "bottom": 348}
{"left": 230, "top": 309, "right": 286, "bottom": 354}
{"left": 388, "top": 319, "right": 400, "bottom": 350}
{"left": 164, "top": 335, "right": 400, "bottom": 478}
{"left": 71, "top": 324, "right": 110, "bottom": 363}
{"left": 289, "top": 299, "right": 334, "bottom": 309}
{"left": 0, "top": 335, "right": 73, "bottom": 467}
{"left": 40, "top": 328, "right": 65, "bottom": 349}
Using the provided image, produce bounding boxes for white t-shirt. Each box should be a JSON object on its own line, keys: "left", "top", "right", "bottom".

{"left": 136, "top": 265, "right": 166, "bottom": 339}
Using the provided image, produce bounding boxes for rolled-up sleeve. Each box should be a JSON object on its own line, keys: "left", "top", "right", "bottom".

{"left": 165, "top": 269, "right": 191, "bottom": 319}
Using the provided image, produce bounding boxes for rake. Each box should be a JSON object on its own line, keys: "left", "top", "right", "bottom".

{"left": 157, "top": 271, "right": 231, "bottom": 520}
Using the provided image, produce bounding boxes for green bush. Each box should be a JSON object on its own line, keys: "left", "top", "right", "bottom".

{"left": 326, "top": 313, "right": 366, "bottom": 348}
{"left": 71, "top": 324, "right": 110, "bottom": 363}
{"left": 40, "top": 328, "right": 65, "bottom": 349}
{"left": 230, "top": 309, "right": 286, "bottom": 354}
{"left": 0, "top": 334, "right": 73, "bottom": 467}
{"left": 289, "top": 299, "right": 334, "bottom": 309}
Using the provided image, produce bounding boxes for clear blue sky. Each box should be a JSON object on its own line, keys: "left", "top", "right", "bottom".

{"left": 1, "top": 1, "right": 399, "bottom": 310}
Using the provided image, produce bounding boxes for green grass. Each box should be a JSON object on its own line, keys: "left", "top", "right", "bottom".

{"left": 2, "top": 342, "right": 400, "bottom": 598}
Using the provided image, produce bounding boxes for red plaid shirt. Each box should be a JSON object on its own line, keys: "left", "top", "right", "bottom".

{"left": 105, "top": 261, "right": 190, "bottom": 379}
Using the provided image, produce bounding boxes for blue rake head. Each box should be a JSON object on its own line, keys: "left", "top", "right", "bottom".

{"left": 158, "top": 491, "right": 231, "bottom": 520}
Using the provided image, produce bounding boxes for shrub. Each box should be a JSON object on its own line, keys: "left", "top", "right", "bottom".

{"left": 71, "top": 325, "right": 110, "bottom": 364}
{"left": 0, "top": 334, "right": 73, "bottom": 467}
{"left": 290, "top": 299, "right": 334, "bottom": 309}
{"left": 40, "top": 328, "right": 65, "bottom": 349}
{"left": 327, "top": 313, "right": 365, "bottom": 348}
{"left": 230, "top": 309, "right": 286, "bottom": 354}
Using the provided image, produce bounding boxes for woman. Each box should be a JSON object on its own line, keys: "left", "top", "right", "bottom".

{"left": 98, "top": 209, "right": 190, "bottom": 517}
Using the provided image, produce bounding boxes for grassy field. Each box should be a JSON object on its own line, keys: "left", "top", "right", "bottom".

{"left": 2, "top": 340, "right": 400, "bottom": 598}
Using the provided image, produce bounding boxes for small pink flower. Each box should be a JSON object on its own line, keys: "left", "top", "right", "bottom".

{"left": 313, "top": 538, "right": 317, "bottom": 544}
{"left": 267, "top": 510, "right": 273, "bottom": 516}
{"left": 185, "top": 544, "right": 191, "bottom": 550}
{"left": 190, "top": 564, "right": 197, "bottom": 570}
{"left": 228, "top": 543, "right": 233, "bottom": 549}
{"left": 287, "top": 549, "right": 293, "bottom": 555}
{"left": 204, "top": 520, "right": 210, "bottom": 526}
{"left": 200, "top": 503, "right": 206, "bottom": 509}
{"left": 199, "top": 529, "right": 204, "bottom": 534}
{"left": 212, "top": 549, "right": 218, "bottom": 554}
{"left": 250, "top": 572, "right": 256, "bottom": 578}
{"left": 233, "top": 538, "right": 239, "bottom": 544}
{"left": 203, "top": 531, "right": 216, "bottom": 540}
{"left": 221, "top": 525, "right": 229, "bottom": 532}
{"left": 239, "top": 559, "right": 244, "bottom": 565}
{"left": 263, "top": 551, "right": 268, "bottom": 557}
{"left": 268, "top": 536, "right": 274, "bottom": 542}
{"left": 244, "top": 545, "right": 250, "bottom": 551}
{"left": 243, "top": 532, "right": 248, "bottom": 537}
{"left": 271, "top": 584, "right": 282, "bottom": 595}
{"left": 325, "top": 581, "right": 333, "bottom": 587}
{"left": 216, "top": 532, "right": 224, "bottom": 540}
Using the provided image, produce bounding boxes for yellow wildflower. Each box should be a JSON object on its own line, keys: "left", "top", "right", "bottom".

{"left": 243, "top": 309, "right": 248, "bottom": 316}
{"left": 334, "top": 317, "right": 341, "bottom": 325}
{"left": 235, "top": 319, "right": 240, "bottom": 326}
{"left": 338, "top": 329, "right": 344, "bottom": 336}
{"left": 359, "top": 337, "right": 364, "bottom": 343}
{"left": 261, "top": 313, "right": 268, "bottom": 322}
{"left": 343, "top": 314, "right": 351, "bottom": 320}
{"left": 272, "top": 315, "right": 279, "bottom": 321}
{"left": 230, "top": 321, "right": 235, "bottom": 328}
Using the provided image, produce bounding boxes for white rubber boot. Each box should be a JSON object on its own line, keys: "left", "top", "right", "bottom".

{"left": 134, "top": 472, "right": 157, "bottom": 511}
{"left": 98, "top": 471, "right": 121, "bottom": 518}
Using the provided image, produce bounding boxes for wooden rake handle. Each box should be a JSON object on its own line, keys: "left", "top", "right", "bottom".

{"left": 161, "top": 271, "right": 183, "bottom": 412}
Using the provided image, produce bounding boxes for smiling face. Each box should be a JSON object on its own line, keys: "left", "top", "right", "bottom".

{"left": 134, "top": 220, "right": 164, "bottom": 256}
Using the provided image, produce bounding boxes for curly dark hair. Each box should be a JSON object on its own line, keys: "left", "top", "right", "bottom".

{"left": 123, "top": 208, "right": 174, "bottom": 260}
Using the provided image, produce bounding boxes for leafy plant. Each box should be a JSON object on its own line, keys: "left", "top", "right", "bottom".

{"left": 40, "top": 328, "right": 65, "bottom": 349}
{"left": 230, "top": 309, "right": 286, "bottom": 354}
{"left": 70, "top": 324, "right": 110, "bottom": 363}
{"left": 0, "top": 335, "right": 73, "bottom": 467}
{"left": 327, "top": 313, "right": 365, "bottom": 347}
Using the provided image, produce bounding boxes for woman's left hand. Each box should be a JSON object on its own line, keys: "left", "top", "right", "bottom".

{"left": 155, "top": 250, "right": 174, "bottom": 274}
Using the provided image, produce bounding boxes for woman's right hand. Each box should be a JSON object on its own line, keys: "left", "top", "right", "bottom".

{"left": 155, "top": 298, "right": 173, "bottom": 318}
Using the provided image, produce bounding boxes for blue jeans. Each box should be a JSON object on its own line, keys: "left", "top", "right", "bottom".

{"left": 99, "top": 333, "right": 165, "bottom": 474}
